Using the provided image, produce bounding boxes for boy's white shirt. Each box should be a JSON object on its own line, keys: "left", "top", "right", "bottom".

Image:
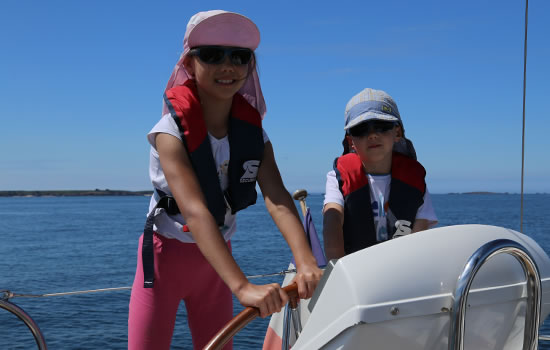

{"left": 146, "top": 114, "right": 269, "bottom": 243}
{"left": 324, "top": 169, "right": 438, "bottom": 241}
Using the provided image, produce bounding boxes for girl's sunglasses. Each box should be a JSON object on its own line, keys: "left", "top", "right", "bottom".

{"left": 189, "top": 46, "right": 253, "bottom": 65}
{"left": 349, "top": 120, "right": 397, "bottom": 137}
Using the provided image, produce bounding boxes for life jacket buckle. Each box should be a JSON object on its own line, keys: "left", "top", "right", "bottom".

{"left": 163, "top": 197, "right": 180, "bottom": 215}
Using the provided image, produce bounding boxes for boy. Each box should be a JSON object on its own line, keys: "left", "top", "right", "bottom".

{"left": 323, "top": 88, "right": 438, "bottom": 260}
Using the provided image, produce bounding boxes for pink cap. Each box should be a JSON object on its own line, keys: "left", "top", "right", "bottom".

{"left": 163, "top": 10, "right": 266, "bottom": 118}
{"left": 185, "top": 10, "right": 260, "bottom": 51}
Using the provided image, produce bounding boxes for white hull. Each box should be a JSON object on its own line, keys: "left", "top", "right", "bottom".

{"left": 292, "top": 225, "right": 550, "bottom": 350}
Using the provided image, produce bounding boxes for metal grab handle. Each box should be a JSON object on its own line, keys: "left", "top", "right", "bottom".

{"left": 448, "top": 239, "right": 541, "bottom": 350}
{"left": 0, "top": 299, "right": 47, "bottom": 349}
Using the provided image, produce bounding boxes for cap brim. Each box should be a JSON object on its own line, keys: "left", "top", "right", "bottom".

{"left": 344, "top": 112, "right": 399, "bottom": 130}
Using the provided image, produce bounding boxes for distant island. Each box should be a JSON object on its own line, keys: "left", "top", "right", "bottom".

{"left": 450, "top": 192, "right": 506, "bottom": 195}
{"left": 446, "top": 192, "right": 548, "bottom": 195}
{"left": 0, "top": 189, "right": 153, "bottom": 197}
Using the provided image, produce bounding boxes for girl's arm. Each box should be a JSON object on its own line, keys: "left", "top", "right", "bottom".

{"left": 156, "top": 133, "right": 287, "bottom": 318}
{"left": 256, "top": 141, "right": 323, "bottom": 299}
{"left": 322, "top": 203, "right": 346, "bottom": 260}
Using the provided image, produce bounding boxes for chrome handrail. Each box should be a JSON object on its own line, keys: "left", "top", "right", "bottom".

{"left": 448, "top": 239, "right": 541, "bottom": 350}
{"left": 0, "top": 298, "right": 47, "bottom": 349}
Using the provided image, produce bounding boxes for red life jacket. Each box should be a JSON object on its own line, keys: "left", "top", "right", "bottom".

{"left": 334, "top": 152, "right": 426, "bottom": 255}
{"left": 142, "top": 80, "right": 264, "bottom": 288}
{"left": 163, "top": 79, "right": 264, "bottom": 224}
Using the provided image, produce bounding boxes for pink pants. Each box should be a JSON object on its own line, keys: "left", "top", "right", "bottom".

{"left": 128, "top": 233, "right": 233, "bottom": 350}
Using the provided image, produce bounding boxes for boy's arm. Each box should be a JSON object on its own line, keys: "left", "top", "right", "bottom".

{"left": 412, "top": 219, "right": 431, "bottom": 233}
{"left": 412, "top": 189, "right": 438, "bottom": 232}
{"left": 323, "top": 203, "right": 346, "bottom": 260}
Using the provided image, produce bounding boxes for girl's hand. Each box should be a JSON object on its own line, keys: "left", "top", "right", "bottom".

{"left": 234, "top": 282, "right": 289, "bottom": 318}
{"left": 293, "top": 263, "right": 323, "bottom": 299}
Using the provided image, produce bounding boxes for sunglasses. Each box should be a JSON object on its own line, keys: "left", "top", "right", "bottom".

{"left": 349, "top": 120, "right": 397, "bottom": 137}
{"left": 189, "top": 46, "right": 253, "bottom": 65}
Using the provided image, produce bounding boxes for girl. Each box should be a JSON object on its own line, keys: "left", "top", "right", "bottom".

{"left": 323, "top": 88, "right": 438, "bottom": 260}
{"left": 128, "top": 10, "right": 322, "bottom": 350}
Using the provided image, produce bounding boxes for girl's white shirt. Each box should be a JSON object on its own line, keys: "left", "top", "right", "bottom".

{"left": 147, "top": 114, "right": 269, "bottom": 243}
{"left": 323, "top": 170, "right": 438, "bottom": 241}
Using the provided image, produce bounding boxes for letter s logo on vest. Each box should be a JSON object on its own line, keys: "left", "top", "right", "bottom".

{"left": 240, "top": 160, "right": 260, "bottom": 183}
{"left": 393, "top": 220, "right": 412, "bottom": 238}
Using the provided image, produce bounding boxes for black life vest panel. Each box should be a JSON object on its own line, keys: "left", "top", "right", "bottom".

{"left": 334, "top": 152, "right": 426, "bottom": 255}
{"left": 142, "top": 80, "right": 264, "bottom": 288}
{"left": 163, "top": 80, "right": 264, "bottom": 222}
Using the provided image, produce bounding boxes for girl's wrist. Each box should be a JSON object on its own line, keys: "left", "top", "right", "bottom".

{"left": 294, "top": 253, "right": 318, "bottom": 269}
{"left": 228, "top": 275, "right": 250, "bottom": 296}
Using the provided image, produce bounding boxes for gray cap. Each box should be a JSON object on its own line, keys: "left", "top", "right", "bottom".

{"left": 344, "top": 88, "right": 417, "bottom": 160}
{"left": 344, "top": 88, "right": 401, "bottom": 130}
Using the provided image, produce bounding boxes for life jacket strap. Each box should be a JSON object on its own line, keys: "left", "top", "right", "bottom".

{"left": 142, "top": 210, "right": 156, "bottom": 288}
{"left": 142, "top": 189, "right": 181, "bottom": 288}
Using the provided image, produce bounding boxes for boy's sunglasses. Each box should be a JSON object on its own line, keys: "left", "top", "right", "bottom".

{"left": 189, "top": 46, "right": 253, "bottom": 65}
{"left": 349, "top": 120, "right": 397, "bottom": 137}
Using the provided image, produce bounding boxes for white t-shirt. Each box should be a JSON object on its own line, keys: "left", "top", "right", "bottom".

{"left": 323, "top": 169, "right": 438, "bottom": 242}
{"left": 147, "top": 114, "right": 269, "bottom": 243}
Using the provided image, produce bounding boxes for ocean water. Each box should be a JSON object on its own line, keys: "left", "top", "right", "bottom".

{"left": 1, "top": 193, "right": 549, "bottom": 349}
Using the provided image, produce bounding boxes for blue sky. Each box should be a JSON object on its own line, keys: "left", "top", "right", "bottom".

{"left": 1, "top": 0, "right": 548, "bottom": 193}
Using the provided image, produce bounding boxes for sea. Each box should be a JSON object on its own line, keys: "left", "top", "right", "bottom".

{"left": 1, "top": 193, "right": 549, "bottom": 349}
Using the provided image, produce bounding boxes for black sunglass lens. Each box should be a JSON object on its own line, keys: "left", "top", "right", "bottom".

{"left": 350, "top": 121, "right": 395, "bottom": 136}
{"left": 193, "top": 47, "right": 252, "bottom": 65}
{"left": 230, "top": 49, "right": 252, "bottom": 65}
{"left": 350, "top": 124, "right": 369, "bottom": 137}
{"left": 373, "top": 121, "right": 395, "bottom": 132}
{"left": 198, "top": 47, "right": 225, "bottom": 64}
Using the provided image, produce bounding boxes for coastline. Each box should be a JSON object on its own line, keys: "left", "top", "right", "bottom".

{"left": 1, "top": 191, "right": 547, "bottom": 197}
{"left": 0, "top": 189, "right": 153, "bottom": 197}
